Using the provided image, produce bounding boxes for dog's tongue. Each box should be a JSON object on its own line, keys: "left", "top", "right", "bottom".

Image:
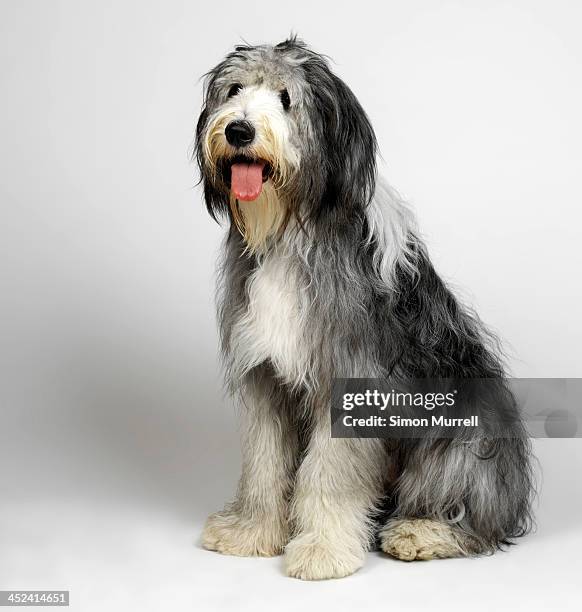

{"left": 230, "top": 161, "right": 265, "bottom": 201}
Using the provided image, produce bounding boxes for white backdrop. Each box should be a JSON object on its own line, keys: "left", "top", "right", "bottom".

{"left": 1, "top": 2, "right": 581, "bottom": 611}
{"left": 1, "top": 0, "right": 581, "bottom": 393}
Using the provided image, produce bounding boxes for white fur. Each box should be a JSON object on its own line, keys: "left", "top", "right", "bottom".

{"left": 365, "top": 175, "right": 418, "bottom": 289}
{"left": 202, "top": 380, "right": 297, "bottom": 557}
{"left": 380, "top": 518, "right": 468, "bottom": 561}
{"left": 229, "top": 248, "right": 314, "bottom": 390}
{"left": 286, "top": 416, "right": 388, "bottom": 579}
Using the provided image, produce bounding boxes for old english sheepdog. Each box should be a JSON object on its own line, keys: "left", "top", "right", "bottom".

{"left": 195, "top": 37, "right": 533, "bottom": 580}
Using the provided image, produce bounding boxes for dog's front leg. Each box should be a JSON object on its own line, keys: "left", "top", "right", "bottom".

{"left": 285, "top": 409, "right": 387, "bottom": 580}
{"left": 202, "top": 372, "right": 297, "bottom": 557}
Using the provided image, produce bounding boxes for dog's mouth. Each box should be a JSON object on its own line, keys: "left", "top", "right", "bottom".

{"left": 220, "top": 155, "right": 272, "bottom": 202}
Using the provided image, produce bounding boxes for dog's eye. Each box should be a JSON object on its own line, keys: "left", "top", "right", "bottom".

{"left": 227, "top": 83, "right": 243, "bottom": 98}
{"left": 280, "top": 89, "right": 291, "bottom": 111}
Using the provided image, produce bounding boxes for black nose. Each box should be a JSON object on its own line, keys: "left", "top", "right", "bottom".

{"left": 225, "top": 120, "right": 255, "bottom": 147}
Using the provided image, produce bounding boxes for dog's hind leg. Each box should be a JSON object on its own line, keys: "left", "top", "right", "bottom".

{"left": 379, "top": 517, "right": 472, "bottom": 560}
{"left": 202, "top": 367, "right": 298, "bottom": 557}
{"left": 380, "top": 437, "right": 533, "bottom": 561}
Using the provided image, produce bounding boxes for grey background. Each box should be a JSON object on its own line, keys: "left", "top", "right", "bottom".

{"left": 1, "top": 1, "right": 581, "bottom": 610}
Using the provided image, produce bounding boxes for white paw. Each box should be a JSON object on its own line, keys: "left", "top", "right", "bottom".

{"left": 284, "top": 534, "right": 364, "bottom": 580}
{"left": 380, "top": 518, "right": 464, "bottom": 561}
{"left": 202, "top": 510, "right": 288, "bottom": 557}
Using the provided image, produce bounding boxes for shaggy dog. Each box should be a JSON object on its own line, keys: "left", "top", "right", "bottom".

{"left": 195, "top": 37, "right": 533, "bottom": 580}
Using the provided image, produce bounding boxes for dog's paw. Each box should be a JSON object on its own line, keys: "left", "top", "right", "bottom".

{"left": 202, "top": 510, "right": 288, "bottom": 557}
{"left": 284, "top": 533, "right": 364, "bottom": 580}
{"left": 379, "top": 518, "right": 465, "bottom": 561}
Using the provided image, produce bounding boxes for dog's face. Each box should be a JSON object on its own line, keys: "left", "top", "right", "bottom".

{"left": 196, "top": 37, "right": 377, "bottom": 251}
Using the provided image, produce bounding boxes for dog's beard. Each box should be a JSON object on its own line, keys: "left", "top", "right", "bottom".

{"left": 230, "top": 182, "right": 287, "bottom": 253}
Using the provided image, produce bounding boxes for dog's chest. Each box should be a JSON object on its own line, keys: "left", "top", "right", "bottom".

{"left": 229, "top": 253, "right": 311, "bottom": 387}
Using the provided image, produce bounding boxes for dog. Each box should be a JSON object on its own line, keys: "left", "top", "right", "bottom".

{"left": 195, "top": 37, "right": 533, "bottom": 580}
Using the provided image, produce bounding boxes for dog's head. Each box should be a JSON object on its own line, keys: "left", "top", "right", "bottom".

{"left": 195, "top": 37, "right": 377, "bottom": 251}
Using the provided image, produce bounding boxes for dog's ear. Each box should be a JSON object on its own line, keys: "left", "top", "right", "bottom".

{"left": 303, "top": 58, "right": 377, "bottom": 219}
{"left": 195, "top": 104, "right": 230, "bottom": 222}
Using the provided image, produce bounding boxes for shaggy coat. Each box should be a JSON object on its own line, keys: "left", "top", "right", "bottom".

{"left": 195, "top": 37, "right": 533, "bottom": 580}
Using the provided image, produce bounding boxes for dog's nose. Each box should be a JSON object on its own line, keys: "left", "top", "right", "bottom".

{"left": 225, "top": 120, "right": 255, "bottom": 147}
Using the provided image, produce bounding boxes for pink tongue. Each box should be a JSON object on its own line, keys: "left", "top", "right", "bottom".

{"left": 230, "top": 161, "right": 265, "bottom": 201}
